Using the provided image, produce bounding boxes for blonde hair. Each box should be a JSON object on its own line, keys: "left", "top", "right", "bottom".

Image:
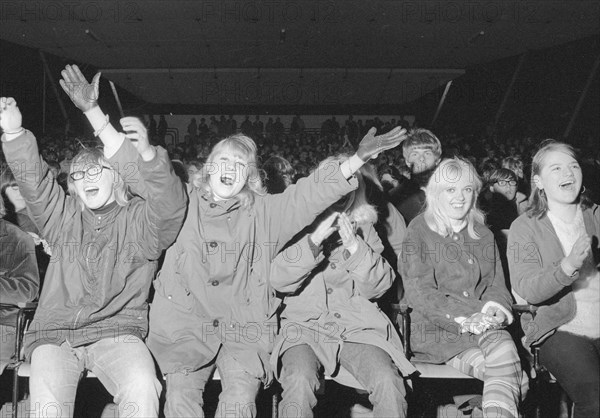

{"left": 423, "top": 157, "right": 485, "bottom": 239}
{"left": 67, "top": 148, "right": 129, "bottom": 209}
{"left": 193, "top": 134, "right": 266, "bottom": 210}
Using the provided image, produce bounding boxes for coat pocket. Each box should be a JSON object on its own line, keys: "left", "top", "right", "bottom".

{"left": 155, "top": 271, "right": 194, "bottom": 312}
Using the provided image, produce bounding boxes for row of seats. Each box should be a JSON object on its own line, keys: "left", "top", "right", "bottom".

{"left": 0, "top": 302, "right": 561, "bottom": 418}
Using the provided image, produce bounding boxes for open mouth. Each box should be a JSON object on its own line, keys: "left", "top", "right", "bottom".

{"left": 220, "top": 174, "right": 235, "bottom": 186}
{"left": 84, "top": 186, "right": 99, "bottom": 197}
{"left": 451, "top": 203, "right": 464, "bottom": 209}
{"left": 559, "top": 180, "right": 575, "bottom": 190}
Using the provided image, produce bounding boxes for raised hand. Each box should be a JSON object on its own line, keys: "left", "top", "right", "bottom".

{"left": 120, "top": 117, "right": 154, "bottom": 160}
{"left": 356, "top": 126, "right": 407, "bottom": 162}
{"left": 337, "top": 213, "right": 359, "bottom": 255}
{"left": 0, "top": 97, "right": 23, "bottom": 134}
{"left": 563, "top": 234, "right": 592, "bottom": 273}
{"left": 310, "top": 212, "right": 339, "bottom": 247}
{"left": 59, "top": 64, "right": 101, "bottom": 112}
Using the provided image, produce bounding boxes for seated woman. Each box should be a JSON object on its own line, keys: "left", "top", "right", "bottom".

{"left": 400, "top": 157, "right": 526, "bottom": 418}
{"left": 1, "top": 64, "right": 187, "bottom": 418}
{"left": 270, "top": 161, "right": 415, "bottom": 418}
{"left": 508, "top": 140, "right": 599, "bottom": 417}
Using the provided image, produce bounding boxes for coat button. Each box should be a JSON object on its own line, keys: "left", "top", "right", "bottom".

{"left": 330, "top": 263, "right": 337, "bottom": 270}
{"left": 327, "top": 288, "right": 333, "bottom": 294}
{"left": 213, "top": 319, "right": 219, "bottom": 327}
{"left": 453, "top": 234, "right": 458, "bottom": 241}
{"left": 340, "top": 335, "right": 347, "bottom": 341}
{"left": 209, "top": 242, "right": 218, "bottom": 248}
{"left": 167, "top": 295, "right": 172, "bottom": 300}
{"left": 211, "top": 280, "right": 219, "bottom": 286}
{"left": 334, "top": 313, "right": 341, "bottom": 318}
{"left": 210, "top": 203, "right": 217, "bottom": 208}
{"left": 463, "top": 291, "right": 469, "bottom": 297}
{"left": 467, "top": 259, "right": 474, "bottom": 264}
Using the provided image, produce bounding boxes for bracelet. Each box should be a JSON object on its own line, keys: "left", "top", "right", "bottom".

{"left": 93, "top": 114, "right": 110, "bottom": 137}
{"left": 3, "top": 127, "right": 25, "bottom": 135}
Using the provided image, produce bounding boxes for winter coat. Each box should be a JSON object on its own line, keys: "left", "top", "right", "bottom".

{"left": 399, "top": 214, "right": 513, "bottom": 363}
{"left": 147, "top": 165, "right": 358, "bottom": 382}
{"left": 0, "top": 218, "right": 39, "bottom": 325}
{"left": 2, "top": 131, "right": 187, "bottom": 357}
{"left": 508, "top": 204, "right": 600, "bottom": 347}
{"left": 269, "top": 221, "right": 416, "bottom": 379}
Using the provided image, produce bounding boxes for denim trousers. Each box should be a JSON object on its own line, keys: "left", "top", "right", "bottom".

{"left": 278, "top": 342, "right": 407, "bottom": 418}
{"left": 164, "top": 347, "right": 261, "bottom": 418}
{"left": 29, "top": 336, "right": 161, "bottom": 418}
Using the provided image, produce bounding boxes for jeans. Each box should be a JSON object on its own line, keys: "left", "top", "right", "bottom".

{"left": 164, "top": 347, "right": 261, "bottom": 418}
{"left": 539, "top": 331, "right": 600, "bottom": 418}
{"left": 278, "top": 343, "right": 407, "bottom": 418}
{"left": 29, "top": 336, "right": 161, "bottom": 418}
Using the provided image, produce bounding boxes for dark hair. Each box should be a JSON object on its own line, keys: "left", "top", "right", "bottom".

{"left": 262, "top": 155, "right": 295, "bottom": 194}
{"left": 485, "top": 168, "right": 517, "bottom": 189}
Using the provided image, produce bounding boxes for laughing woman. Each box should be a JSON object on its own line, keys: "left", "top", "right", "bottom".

{"left": 1, "top": 68, "right": 187, "bottom": 418}
{"left": 508, "top": 140, "right": 599, "bottom": 417}
{"left": 145, "top": 122, "right": 407, "bottom": 416}
{"left": 400, "top": 157, "right": 526, "bottom": 418}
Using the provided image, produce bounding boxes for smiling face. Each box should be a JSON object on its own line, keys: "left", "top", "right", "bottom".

{"left": 208, "top": 149, "right": 249, "bottom": 201}
{"left": 70, "top": 161, "right": 116, "bottom": 210}
{"left": 439, "top": 177, "right": 476, "bottom": 224}
{"left": 534, "top": 150, "right": 582, "bottom": 208}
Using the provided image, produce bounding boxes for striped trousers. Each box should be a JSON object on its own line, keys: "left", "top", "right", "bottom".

{"left": 447, "top": 330, "right": 527, "bottom": 418}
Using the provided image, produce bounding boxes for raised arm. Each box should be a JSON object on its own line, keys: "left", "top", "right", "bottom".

{"left": 59, "top": 64, "right": 127, "bottom": 158}
{"left": 1, "top": 97, "right": 74, "bottom": 241}
{"left": 265, "top": 128, "right": 408, "bottom": 252}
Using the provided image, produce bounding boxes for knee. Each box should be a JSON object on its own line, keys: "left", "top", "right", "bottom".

{"left": 370, "top": 368, "right": 405, "bottom": 398}
{"left": 120, "top": 372, "right": 161, "bottom": 399}
{"left": 280, "top": 362, "right": 320, "bottom": 393}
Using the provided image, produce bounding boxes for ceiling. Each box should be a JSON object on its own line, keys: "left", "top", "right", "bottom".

{"left": 1, "top": 0, "right": 598, "bottom": 107}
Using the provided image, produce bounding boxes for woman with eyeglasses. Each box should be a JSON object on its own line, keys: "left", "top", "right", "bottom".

{"left": 508, "top": 140, "right": 599, "bottom": 417}
{"left": 0, "top": 64, "right": 187, "bottom": 418}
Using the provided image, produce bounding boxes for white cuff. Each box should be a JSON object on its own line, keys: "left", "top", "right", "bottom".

{"left": 482, "top": 301, "right": 514, "bottom": 325}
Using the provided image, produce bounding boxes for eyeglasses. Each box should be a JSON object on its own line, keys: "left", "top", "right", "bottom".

{"left": 70, "top": 165, "right": 112, "bottom": 181}
{"left": 495, "top": 180, "right": 517, "bottom": 187}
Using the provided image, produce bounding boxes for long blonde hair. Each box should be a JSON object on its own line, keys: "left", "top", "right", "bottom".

{"left": 423, "top": 157, "right": 485, "bottom": 239}
{"left": 193, "top": 134, "right": 266, "bottom": 210}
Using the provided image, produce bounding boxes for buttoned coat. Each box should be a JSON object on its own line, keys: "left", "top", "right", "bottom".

{"left": 147, "top": 166, "right": 358, "bottom": 382}
{"left": 269, "top": 222, "right": 416, "bottom": 379}
{"left": 399, "top": 214, "right": 513, "bottom": 363}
